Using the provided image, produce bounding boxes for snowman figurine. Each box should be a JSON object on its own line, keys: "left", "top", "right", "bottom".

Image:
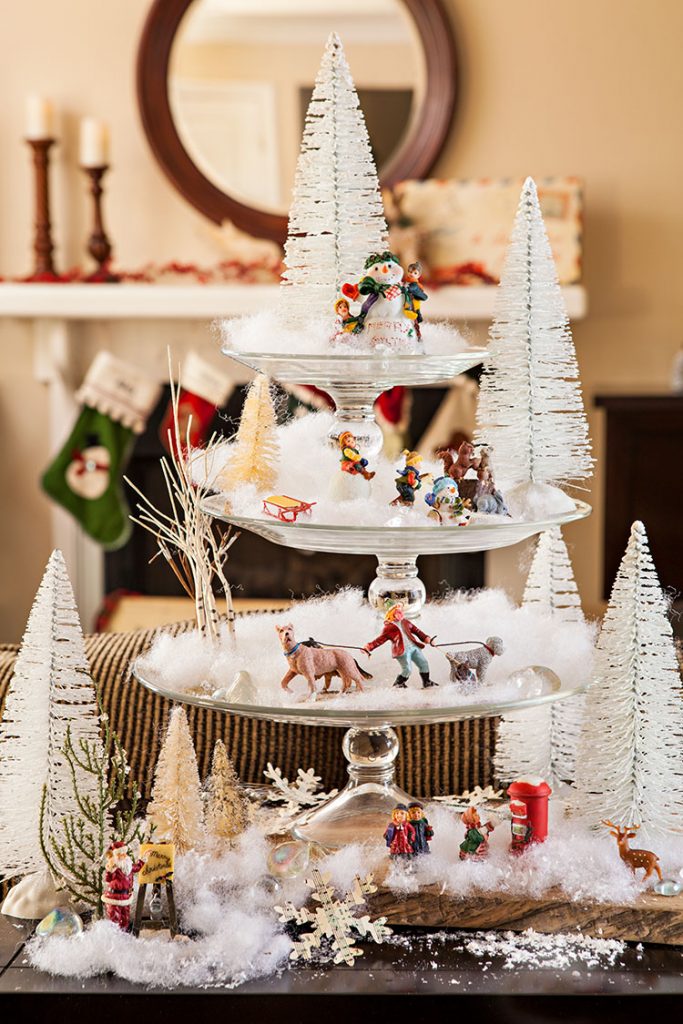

{"left": 341, "top": 251, "right": 420, "bottom": 352}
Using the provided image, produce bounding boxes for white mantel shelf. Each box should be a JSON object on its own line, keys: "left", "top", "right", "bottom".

{"left": 0, "top": 282, "right": 588, "bottom": 321}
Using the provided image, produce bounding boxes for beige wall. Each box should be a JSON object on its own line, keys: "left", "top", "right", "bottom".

{"left": 0, "top": 0, "right": 681, "bottom": 639}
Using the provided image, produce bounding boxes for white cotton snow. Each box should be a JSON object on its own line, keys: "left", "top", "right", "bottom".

{"left": 136, "top": 588, "right": 595, "bottom": 709}
{"left": 221, "top": 309, "right": 470, "bottom": 357}
{"left": 27, "top": 828, "right": 292, "bottom": 989}
{"left": 204, "top": 411, "right": 581, "bottom": 528}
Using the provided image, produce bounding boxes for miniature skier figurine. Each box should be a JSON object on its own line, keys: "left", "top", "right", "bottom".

{"left": 391, "top": 450, "right": 430, "bottom": 507}
{"left": 363, "top": 600, "right": 438, "bottom": 688}
{"left": 101, "top": 840, "right": 144, "bottom": 931}
{"left": 384, "top": 803, "right": 416, "bottom": 859}
{"left": 338, "top": 431, "right": 375, "bottom": 481}
{"left": 459, "top": 806, "right": 495, "bottom": 861}
{"left": 408, "top": 801, "right": 434, "bottom": 855}
{"left": 403, "top": 261, "right": 428, "bottom": 340}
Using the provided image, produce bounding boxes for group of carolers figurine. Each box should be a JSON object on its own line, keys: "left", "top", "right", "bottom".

{"left": 337, "top": 432, "right": 509, "bottom": 523}
{"left": 385, "top": 777, "right": 552, "bottom": 861}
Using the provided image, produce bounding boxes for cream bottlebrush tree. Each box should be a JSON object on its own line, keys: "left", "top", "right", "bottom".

{"left": 573, "top": 521, "right": 683, "bottom": 839}
{"left": 147, "top": 707, "right": 204, "bottom": 854}
{"left": 280, "top": 32, "right": 387, "bottom": 327}
{"left": 495, "top": 529, "right": 585, "bottom": 786}
{"left": 218, "top": 374, "right": 280, "bottom": 493}
{"left": 205, "top": 739, "right": 250, "bottom": 844}
{"left": 0, "top": 551, "right": 103, "bottom": 884}
{"left": 475, "top": 177, "right": 593, "bottom": 490}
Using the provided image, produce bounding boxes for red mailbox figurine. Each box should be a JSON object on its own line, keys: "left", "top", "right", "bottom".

{"left": 507, "top": 776, "right": 552, "bottom": 854}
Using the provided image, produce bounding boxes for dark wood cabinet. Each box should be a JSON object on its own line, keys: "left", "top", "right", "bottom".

{"left": 595, "top": 395, "right": 683, "bottom": 602}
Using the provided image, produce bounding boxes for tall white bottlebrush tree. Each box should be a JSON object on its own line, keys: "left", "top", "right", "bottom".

{"left": 495, "top": 529, "right": 585, "bottom": 786}
{"left": 280, "top": 32, "right": 387, "bottom": 327}
{"left": 573, "top": 521, "right": 683, "bottom": 839}
{"left": 0, "top": 551, "right": 103, "bottom": 882}
{"left": 475, "top": 177, "right": 593, "bottom": 492}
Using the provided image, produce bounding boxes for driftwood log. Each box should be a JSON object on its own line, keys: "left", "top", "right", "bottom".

{"left": 366, "top": 882, "right": 683, "bottom": 946}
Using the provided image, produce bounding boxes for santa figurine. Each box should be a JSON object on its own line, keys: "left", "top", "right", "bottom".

{"left": 101, "top": 840, "right": 144, "bottom": 931}
{"left": 384, "top": 803, "right": 416, "bottom": 859}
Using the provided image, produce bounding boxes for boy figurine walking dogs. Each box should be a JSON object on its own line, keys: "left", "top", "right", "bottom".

{"left": 363, "top": 601, "right": 438, "bottom": 688}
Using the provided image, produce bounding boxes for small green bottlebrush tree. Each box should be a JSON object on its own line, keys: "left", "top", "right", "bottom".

{"left": 39, "top": 709, "right": 146, "bottom": 915}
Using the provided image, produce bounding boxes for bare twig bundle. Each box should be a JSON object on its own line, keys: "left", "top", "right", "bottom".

{"left": 125, "top": 356, "right": 239, "bottom": 643}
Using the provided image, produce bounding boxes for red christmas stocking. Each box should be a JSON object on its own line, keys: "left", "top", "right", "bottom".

{"left": 160, "top": 351, "right": 234, "bottom": 454}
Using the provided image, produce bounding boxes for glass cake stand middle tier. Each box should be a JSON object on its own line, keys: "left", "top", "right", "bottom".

{"left": 202, "top": 496, "right": 592, "bottom": 617}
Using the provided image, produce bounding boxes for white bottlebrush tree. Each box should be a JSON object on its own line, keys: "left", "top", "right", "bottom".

{"left": 280, "top": 31, "right": 387, "bottom": 327}
{"left": 573, "top": 521, "right": 683, "bottom": 839}
{"left": 475, "top": 177, "right": 593, "bottom": 490}
{"left": 495, "top": 529, "right": 586, "bottom": 786}
{"left": 0, "top": 550, "right": 103, "bottom": 881}
{"left": 147, "top": 707, "right": 204, "bottom": 854}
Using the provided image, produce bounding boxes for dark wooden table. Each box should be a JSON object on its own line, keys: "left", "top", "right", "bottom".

{"left": 2, "top": 915, "right": 682, "bottom": 1022}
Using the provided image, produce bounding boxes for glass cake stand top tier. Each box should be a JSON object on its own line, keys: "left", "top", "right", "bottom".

{"left": 134, "top": 659, "right": 584, "bottom": 847}
{"left": 224, "top": 346, "right": 489, "bottom": 458}
{"left": 202, "top": 495, "right": 591, "bottom": 616}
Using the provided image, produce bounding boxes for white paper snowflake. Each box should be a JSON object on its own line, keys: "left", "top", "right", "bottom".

{"left": 275, "top": 870, "right": 392, "bottom": 966}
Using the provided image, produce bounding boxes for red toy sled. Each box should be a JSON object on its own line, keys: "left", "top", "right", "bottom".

{"left": 263, "top": 495, "right": 317, "bottom": 523}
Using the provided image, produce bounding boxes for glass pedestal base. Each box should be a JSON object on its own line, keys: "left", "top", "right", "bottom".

{"left": 291, "top": 726, "right": 414, "bottom": 848}
{"left": 368, "top": 557, "right": 426, "bottom": 617}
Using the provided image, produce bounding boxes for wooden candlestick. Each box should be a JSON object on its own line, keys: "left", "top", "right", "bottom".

{"left": 82, "top": 164, "right": 119, "bottom": 282}
{"left": 26, "top": 138, "right": 60, "bottom": 281}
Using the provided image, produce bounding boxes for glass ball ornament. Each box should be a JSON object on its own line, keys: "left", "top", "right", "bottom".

{"left": 267, "top": 840, "right": 311, "bottom": 880}
{"left": 654, "top": 878, "right": 682, "bottom": 897}
{"left": 35, "top": 907, "right": 84, "bottom": 937}
{"left": 505, "top": 665, "right": 561, "bottom": 698}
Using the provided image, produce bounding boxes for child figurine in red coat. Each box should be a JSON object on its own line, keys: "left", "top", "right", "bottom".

{"left": 363, "top": 601, "right": 438, "bottom": 688}
{"left": 384, "top": 803, "right": 416, "bottom": 858}
{"left": 101, "top": 840, "right": 144, "bottom": 931}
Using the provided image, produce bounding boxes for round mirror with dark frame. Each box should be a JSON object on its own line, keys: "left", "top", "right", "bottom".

{"left": 137, "top": 0, "right": 457, "bottom": 244}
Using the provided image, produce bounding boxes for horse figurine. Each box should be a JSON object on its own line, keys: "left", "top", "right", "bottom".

{"left": 276, "top": 624, "right": 371, "bottom": 698}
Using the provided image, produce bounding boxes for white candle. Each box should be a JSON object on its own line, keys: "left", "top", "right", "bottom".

{"left": 80, "top": 118, "right": 110, "bottom": 167}
{"left": 25, "top": 96, "right": 55, "bottom": 139}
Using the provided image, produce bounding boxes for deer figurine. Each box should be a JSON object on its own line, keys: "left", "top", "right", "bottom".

{"left": 601, "top": 820, "right": 663, "bottom": 881}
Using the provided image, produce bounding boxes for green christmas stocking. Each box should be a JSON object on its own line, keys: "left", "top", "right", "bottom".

{"left": 41, "top": 352, "right": 161, "bottom": 550}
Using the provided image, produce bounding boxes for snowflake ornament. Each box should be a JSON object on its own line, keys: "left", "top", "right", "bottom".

{"left": 275, "top": 870, "right": 392, "bottom": 966}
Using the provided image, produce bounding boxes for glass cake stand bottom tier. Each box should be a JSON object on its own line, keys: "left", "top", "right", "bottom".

{"left": 134, "top": 659, "right": 584, "bottom": 849}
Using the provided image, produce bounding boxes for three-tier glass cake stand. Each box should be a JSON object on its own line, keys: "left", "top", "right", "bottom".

{"left": 135, "top": 342, "right": 591, "bottom": 848}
